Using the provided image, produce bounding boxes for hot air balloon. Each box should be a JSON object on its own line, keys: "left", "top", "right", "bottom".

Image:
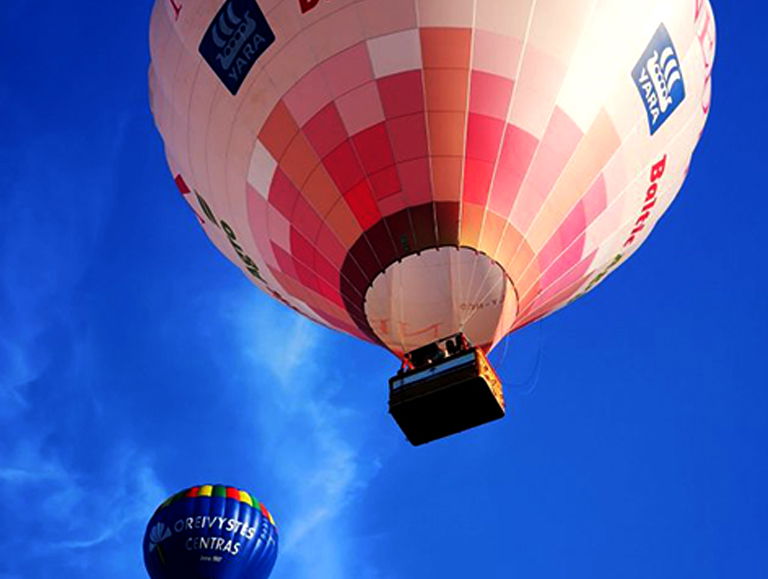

{"left": 143, "top": 484, "right": 278, "bottom": 579}
{"left": 149, "top": 0, "right": 716, "bottom": 444}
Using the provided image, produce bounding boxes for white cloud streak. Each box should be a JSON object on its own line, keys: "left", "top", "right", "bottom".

{"left": 225, "top": 297, "right": 383, "bottom": 579}
{"left": 51, "top": 460, "right": 166, "bottom": 551}
{"left": 0, "top": 121, "right": 168, "bottom": 578}
{"left": 0, "top": 434, "right": 166, "bottom": 576}
{"left": 0, "top": 128, "right": 121, "bottom": 418}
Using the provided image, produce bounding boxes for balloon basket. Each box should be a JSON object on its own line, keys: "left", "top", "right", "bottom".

{"left": 388, "top": 344, "right": 506, "bottom": 446}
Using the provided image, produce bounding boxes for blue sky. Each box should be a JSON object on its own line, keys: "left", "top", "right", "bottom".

{"left": 1, "top": 2, "right": 766, "bottom": 578}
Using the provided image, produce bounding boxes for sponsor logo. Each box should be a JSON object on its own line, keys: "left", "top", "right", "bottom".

{"left": 570, "top": 154, "right": 668, "bottom": 303}
{"left": 147, "top": 515, "right": 268, "bottom": 557}
{"left": 578, "top": 254, "right": 623, "bottom": 299}
{"left": 172, "top": 176, "right": 305, "bottom": 315}
{"left": 199, "top": 0, "right": 275, "bottom": 95}
{"left": 623, "top": 155, "right": 667, "bottom": 248}
{"left": 459, "top": 298, "right": 503, "bottom": 312}
{"left": 632, "top": 24, "right": 686, "bottom": 135}
{"left": 148, "top": 522, "right": 172, "bottom": 552}
{"left": 221, "top": 220, "right": 266, "bottom": 282}
{"left": 191, "top": 190, "right": 265, "bottom": 282}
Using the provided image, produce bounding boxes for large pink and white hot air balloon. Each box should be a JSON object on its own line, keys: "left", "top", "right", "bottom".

{"left": 149, "top": 0, "right": 715, "bottom": 443}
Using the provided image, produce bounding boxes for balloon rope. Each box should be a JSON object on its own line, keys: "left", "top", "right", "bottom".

{"left": 488, "top": 319, "right": 545, "bottom": 397}
{"left": 510, "top": 320, "right": 545, "bottom": 395}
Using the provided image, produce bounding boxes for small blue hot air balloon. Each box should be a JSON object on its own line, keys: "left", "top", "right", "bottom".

{"left": 143, "top": 484, "right": 278, "bottom": 579}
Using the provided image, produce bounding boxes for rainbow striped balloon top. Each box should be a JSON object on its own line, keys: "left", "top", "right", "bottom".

{"left": 156, "top": 484, "right": 277, "bottom": 528}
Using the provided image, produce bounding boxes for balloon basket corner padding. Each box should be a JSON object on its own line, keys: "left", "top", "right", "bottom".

{"left": 388, "top": 334, "right": 505, "bottom": 446}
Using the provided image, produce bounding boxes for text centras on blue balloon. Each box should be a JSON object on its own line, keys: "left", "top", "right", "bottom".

{"left": 160, "top": 515, "right": 262, "bottom": 556}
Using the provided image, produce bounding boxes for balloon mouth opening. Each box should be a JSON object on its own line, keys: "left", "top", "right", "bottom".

{"left": 362, "top": 246, "right": 518, "bottom": 355}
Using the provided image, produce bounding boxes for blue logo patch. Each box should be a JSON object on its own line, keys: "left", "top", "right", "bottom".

{"left": 632, "top": 24, "right": 686, "bottom": 135}
{"left": 199, "top": 0, "right": 275, "bottom": 95}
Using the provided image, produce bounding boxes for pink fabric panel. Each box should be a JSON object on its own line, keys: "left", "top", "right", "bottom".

{"left": 510, "top": 109, "right": 582, "bottom": 229}
{"left": 468, "top": 71, "right": 513, "bottom": 119}
{"left": 520, "top": 249, "right": 597, "bottom": 323}
{"left": 352, "top": 123, "right": 397, "bottom": 176}
{"left": 396, "top": 158, "right": 432, "bottom": 205}
{"left": 320, "top": 43, "right": 374, "bottom": 99}
{"left": 323, "top": 141, "right": 365, "bottom": 193}
{"left": 303, "top": 103, "right": 348, "bottom": 158}
{"left": 488, "top": 126, "right": 538, "bottom": 217}
{"left": 246, "top": 185, "right": 273, "bottom": 263}
{"left": 283, "top": 66, "right": 333, "bottom": 127}
{"left": 386, "top": 113, "right": 429, "bottom": 162}
{"left": 378, "top": 71, "right": 424, "bottom": 118}
{"left": 537, "top": 202, "right": 587, "bottom": 287}
{"left": 582, "top": 175, "right": 608, "bottom": 225}
{"left": 268, "top": 169, "right": 301, "bottom": 218}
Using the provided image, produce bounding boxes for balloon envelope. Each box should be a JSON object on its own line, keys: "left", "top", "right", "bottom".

{"left": 149, "top": 0, "right": 715, "bottom": 355}
{"left": 143, "top": 484, "right": 278, "bottom": 579}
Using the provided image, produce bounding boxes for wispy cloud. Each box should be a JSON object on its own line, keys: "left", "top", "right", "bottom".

{"left": 0, "top": 429, "right": 166, "bottom": 576}
{"left": 0, "top": 120, "right": 166, "bottom": 578}
{"left": 0, "top": 463, "right": 66, "bottom": 484}
{"left": 0, "top": 129, "right": 120, "bottom": 418}
{"left": 224, "top": 297, "right": 383, "bottom": 579}
{"left": 51, "top": 457, "right": 165, "bottom": 551}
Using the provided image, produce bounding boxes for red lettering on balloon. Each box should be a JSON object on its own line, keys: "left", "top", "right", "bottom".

{"left": 168, "top": 0, "right": 182, "bottom": 20}
{"left": 174, "top": 174, "right": 205, "bottom": 224}
{"left": 299, "top": 0, "right": 321, "bottom": 14}
{"left": 623, "top": 155, "right": 667, "bottom": 248}
{"left": 650, "top": 156, "right": 667, "bottom": 182}
{"left": 695, "top": 0, "right": 705, "bottom": 19}
{"left": 695, "top": 1, "right": 716, "bottom": 114}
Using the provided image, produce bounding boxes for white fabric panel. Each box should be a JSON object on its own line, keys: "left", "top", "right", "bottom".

{"left": 365, "top": 248, "right": 517, "bottom": 353}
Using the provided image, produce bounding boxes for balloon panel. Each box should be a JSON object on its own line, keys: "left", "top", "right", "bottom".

{"left": 365, "top": 247, "right": 517, "bottom": 353}
{"left": 143, "top": 484, "right": 278, "bottom": 579}
{"left": 149, "top": 0, "right": 715, "bottom": 355}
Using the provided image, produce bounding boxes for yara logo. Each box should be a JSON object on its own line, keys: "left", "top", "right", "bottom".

{"left": 148, "top": 522, "right": 172, "bottom": 552}
{"left": 199, "top": 0, "right": 275, "bottom": 95}
{"left": 632, "top": 24, "right": 686, "bottom": 135}
{"left": 645, "top": 46, "right": 683, "bottom": 115}
{"left": 211, "top": 3, "right": 257, "bottom": 71}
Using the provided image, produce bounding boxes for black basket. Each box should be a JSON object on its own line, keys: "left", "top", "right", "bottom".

{"left": 388, "top": 349, "right": 505, "bottom": 446}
